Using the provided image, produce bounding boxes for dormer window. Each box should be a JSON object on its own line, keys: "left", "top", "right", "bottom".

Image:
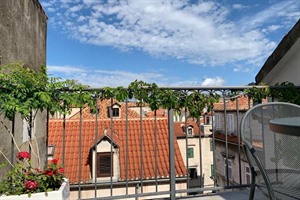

{"left": 112, "top": 107, "right": 119, "bottom": 117}
{"left": 92, "top": 133, "right": 120, "bottom": 182}
{"left": 97, "top": 152, "right": 113, "bottom": 177}
{"left": 107, "top": 104, "right": 120, "bottom": 118}
{"left": 187, "top": 126, "right": 193, "bottom": 136}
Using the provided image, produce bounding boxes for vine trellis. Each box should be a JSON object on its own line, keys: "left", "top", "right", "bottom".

{"left": 0, "top": 62, "right": 299, "bottom": 168}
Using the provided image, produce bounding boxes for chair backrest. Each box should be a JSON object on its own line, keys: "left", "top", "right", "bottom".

{"left": 240, "top": 102, "right": 300, "bottom": 199}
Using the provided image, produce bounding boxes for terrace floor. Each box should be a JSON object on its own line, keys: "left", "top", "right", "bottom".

{"left": 180, "top": 189, "right": 268, "bottom": 200}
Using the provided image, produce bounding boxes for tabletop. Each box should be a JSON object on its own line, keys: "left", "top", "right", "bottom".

{"left": 269, "top": 117, "right": 300, "bottom": 136}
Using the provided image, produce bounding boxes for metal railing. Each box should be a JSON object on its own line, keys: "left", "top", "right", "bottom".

{"left": 49, "top": 86, "right": 267, "bottom": 200}
{"left": 2, "top": 86, "right": 298, "bottom": 199}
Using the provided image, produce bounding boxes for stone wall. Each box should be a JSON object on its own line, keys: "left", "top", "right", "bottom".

{"left": 0, "top": 0, "right": 47, "bottom": 178}
{"left": 0, "top": 0, "right": 47, "bottom": 69}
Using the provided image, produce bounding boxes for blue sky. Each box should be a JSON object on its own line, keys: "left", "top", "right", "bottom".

{"left": 40, "top": 0, "right": 300, "bottom": 87}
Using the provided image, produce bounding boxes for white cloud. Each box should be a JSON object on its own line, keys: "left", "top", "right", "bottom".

{"left": 262, "top": 25, "right": 282, "bottom": 34}
{"left": 232, "top": 4, "right": 248, "bottom": 10}
{"left": 47, "top": 65, "right": 172, "bottom": 87}
{"left": 201, "top": 77, "right": 225, "bottom": 86}
{"left": 47, "top": 65, "right": 227, "bottom": 88}
{"left": 239, "top": 0, "right": 299, "bottom": 31}
{"left": 48, "top": 65, "right": 85, "bottom": 74}
{"left": 233, "top": 65, "right": 253, "bottom": 73}
{"left": 42, "top": 0, "right": 299, "bottom": 68}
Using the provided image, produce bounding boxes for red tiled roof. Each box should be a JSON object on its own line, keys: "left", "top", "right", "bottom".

{"left": 70, "top": 99, "right": 140, "bottom": 119}
{"left": 213, "top": 96, "right": 252, "bottom": 111}
{"left": 48, "top": 119, "right": 187, "bottom": 184}
{"left": 144, "top": 109, "right": 168, "bottom": 118}
{"left": 214, "top": 132, "right": 240, "bottom": 144}
{"left": 174, "top": 122, "right": 202, "bottom": 138}
{"left": 214, "top": 132, "right": 263, "bottom": 149}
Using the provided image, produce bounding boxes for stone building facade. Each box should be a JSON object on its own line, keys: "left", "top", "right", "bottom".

{"left": 0, "top": 0, "right": 47, "bottom": 177}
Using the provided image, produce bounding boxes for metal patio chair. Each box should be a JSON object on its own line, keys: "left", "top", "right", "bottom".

{"left": 240, "top": 102, "right": 300, "bottom": 200}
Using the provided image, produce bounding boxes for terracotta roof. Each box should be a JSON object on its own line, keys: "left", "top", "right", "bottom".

{"left": 48, "top": 119, "right": 187, "bottom": 184}
{"left": 144, "top": 109, "right": 168, "bottom": 118}
{"left": 70, "top": 99, "right": 140, "bottom": 120}
{"left": 174, "top": 122, "right": 202, "bottom": 138}
{"left": 214, "top": 132, "right": 263, "bottom": 149}
{"left": 214, "top": 132, "right": 240, "bottom": 144}
{"left": 213, "top": 96, "right": 252, "bottom": 111}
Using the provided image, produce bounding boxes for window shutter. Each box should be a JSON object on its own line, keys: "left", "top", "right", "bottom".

{"left": 187, "top": 148, "right": 194, "bottom": 158}
{"left": 97, "top": 152, "right": 113, "bottom": 177}
{"left": 215, "top": 114, "right": 221, "bottom": 129}
{"left": 227, "top": 114, "right": 234, "bottom": 131}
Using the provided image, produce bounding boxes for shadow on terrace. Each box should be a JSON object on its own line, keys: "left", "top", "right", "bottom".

{"left": 46, "top": 85, "right": 296, "bottom": 200}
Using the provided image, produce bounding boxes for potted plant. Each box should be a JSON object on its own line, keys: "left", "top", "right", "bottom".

{"left": 0, "top": 151, "right": 69, "bottom": 199}
{"left": 0, "top": 63, "right": 98, "bottom": 199}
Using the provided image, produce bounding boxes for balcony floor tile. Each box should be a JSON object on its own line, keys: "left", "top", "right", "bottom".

{"left": 180, "top": 189, "right": 269, "bottom": 200}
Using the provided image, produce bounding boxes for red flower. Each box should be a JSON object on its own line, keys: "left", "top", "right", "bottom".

{"left": 43, "top": 170, "right": 54, "bottom": 176}
{"left": 51, "top": 159, "right": 58, "bottom": 165}
{"left": 35, "top": 168, "right": 41, "bottom": 172}
{"left": 16, "top": 151, "right": 30, "bottom": 160}
{"left": 58, "top": 168, "right": 64, "bottom": 173}
{"left": 25, "top": 180, "right": 38, "bottom": 190}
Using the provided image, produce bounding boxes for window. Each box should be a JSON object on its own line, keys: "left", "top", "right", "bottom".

{"left": 187, "top": 127, "right": 193, "bottom": 136}
{"left": 112, "top": 108, "right": 119, "bottom": 117}
{"left": 245, "top": 165, "right": 251, "bottom": 184}
{"left": 224, "top": 159, "right": 232, "bottom": 180}
{"left": 47, "top": 145, "right": 55, "bottom": 160}
{"left": 205, "top": 115, "right": 211, "bottom": 125}
{"left": 211, "top": 164, "right": 214, "bottom": 178}
{"left": 215, "top": 114, "right": 221, "bottom": 130}
{"left": 226, "top": 114, "right": 234, "bottom": 131}
{"left": 189, "top": 168, "right": 197, "bottom": 179}
{"left": 97, "top": 152, "right": 113, "bottom": 177}
{"left": 107, "top": 106, "right": 120, "bottom": 117}
{"left": 187, "top": 147, "right": 194, "bottom": 158}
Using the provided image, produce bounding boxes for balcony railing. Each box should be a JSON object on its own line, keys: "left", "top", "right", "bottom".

{"left": 1, "top": 86, "right": 299, "bottom": 200}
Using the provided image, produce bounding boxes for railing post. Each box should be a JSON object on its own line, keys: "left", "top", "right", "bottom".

{"left": 168, "top": 109, "right": 176, "bottom": 200}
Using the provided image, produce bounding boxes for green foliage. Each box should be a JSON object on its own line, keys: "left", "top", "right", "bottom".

{"left": 1, "top": 62, "right": 298, "bottom": 123}
{"left": 0, "top": 63, "right": 92, "bottom": 120}
{"left": 0, "top": 162, "right": 6, "bottom": 169}
{"left": 243, "top": 82, "right": 300, "bottom": 105}
{"left": 271, "top": 82, "right": 300, "bottom": 105}
{"left": 128, "top": 80, "right": 151, "bottom": 105}
{"left": 244, "top": 83, "right": 270, "bottom": 103}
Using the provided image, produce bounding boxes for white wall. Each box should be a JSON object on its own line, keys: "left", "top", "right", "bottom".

{"left": 177, "top": 137, "right": 214, "bottom": 187}
{"left": 261, "top": 38, "right": 300, "bottom": 86}
{"left": 215, "top": 143, "right": 250, "bottom": 187}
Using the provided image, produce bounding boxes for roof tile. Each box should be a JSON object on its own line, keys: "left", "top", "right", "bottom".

{"left": 49, "top": 119, "right": 187, "bottom": 183}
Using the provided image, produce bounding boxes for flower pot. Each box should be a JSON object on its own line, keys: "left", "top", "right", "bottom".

{"left": 0, "top": 179, "right": 70, "bottom": 200}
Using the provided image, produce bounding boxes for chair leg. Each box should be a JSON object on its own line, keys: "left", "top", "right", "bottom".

{"left": 249, "top": 168, "right": 256, "bottom": 200}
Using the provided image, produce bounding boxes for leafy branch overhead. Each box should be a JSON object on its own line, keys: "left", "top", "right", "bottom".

{"left": 0, "top": 63, "right": 298, "bottom": 121}
{"left": 0, "top": 63, "right": 94, "bottom": 120}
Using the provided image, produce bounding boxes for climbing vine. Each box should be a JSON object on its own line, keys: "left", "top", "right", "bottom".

{"left": 0, "top": 62, "right": 299, "bottom": 121}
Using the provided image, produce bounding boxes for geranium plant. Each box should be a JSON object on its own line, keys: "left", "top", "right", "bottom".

{"left": 0, "top": 151, "right": 65, "bottom": 197}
